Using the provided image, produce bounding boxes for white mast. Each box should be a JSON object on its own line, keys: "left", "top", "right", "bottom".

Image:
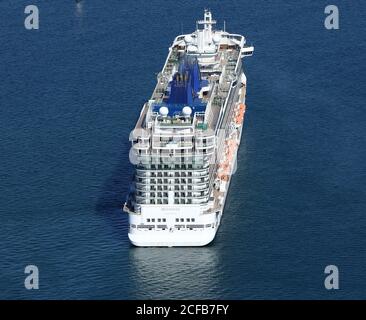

{"left": 196, "top": 9, "right": 217, "bottom": 53}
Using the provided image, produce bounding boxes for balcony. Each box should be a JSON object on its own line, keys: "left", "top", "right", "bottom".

{"left": 133, "top": 141, "right": 150, "bottom": 150}
{"left": 192, "top": 184, "right": 208, "bottom": 190}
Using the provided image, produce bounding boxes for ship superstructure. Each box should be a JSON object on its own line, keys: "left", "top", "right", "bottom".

{"left": 124, "top": 10, "right": 254, "bottom": 246}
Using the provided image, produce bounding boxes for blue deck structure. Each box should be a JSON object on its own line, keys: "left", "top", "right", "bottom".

{"left": 153, "top": 56, "right": 208, "bottom": 116}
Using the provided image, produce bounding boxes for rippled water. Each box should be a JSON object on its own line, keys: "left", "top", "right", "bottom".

{"left": 1, "top": 1, "right": 365, "bottom": 299}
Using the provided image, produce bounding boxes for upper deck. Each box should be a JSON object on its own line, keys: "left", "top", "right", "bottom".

{"left": 134, "top": 10, "right": 253, "bottom": 138}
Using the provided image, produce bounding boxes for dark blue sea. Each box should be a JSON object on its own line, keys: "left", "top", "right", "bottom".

{"left": 1, "top": 0, "right": 365, "bottom": 299}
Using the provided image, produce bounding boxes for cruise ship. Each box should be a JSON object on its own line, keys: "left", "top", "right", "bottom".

{"left": 124, "top": 10, "right": 254, "bottom": 246}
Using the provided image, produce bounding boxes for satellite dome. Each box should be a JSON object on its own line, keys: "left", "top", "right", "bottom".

{"left": 182, "top": 106, "right": 192, "bottom": 116}
{"left": 184, "top": 34, "right": 193, "bottom": 43}
{"left": 187, "top": 45, "right": 198, "bottom": 53}
{"left": 159, "top": 106, "right": 169, "bottom": 116}
{"left": 213, "top": 34, "right": 221, "bottom": 43}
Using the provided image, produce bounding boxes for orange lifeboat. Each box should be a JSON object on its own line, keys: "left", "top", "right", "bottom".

{"left": 235, "top": 103, "right": 246, "bottom": 125}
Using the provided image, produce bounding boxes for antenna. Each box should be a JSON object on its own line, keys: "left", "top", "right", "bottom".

{"left": 181, "top": 22, "right": 183, "bottom": 34}
{"left": 224, "top": 20, "right": 226, "bottom": 32}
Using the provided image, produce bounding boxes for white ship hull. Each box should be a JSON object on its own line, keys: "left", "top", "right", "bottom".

{"left": 129, "top": 226, "right": 218, "bottom": 247}
{"left": 123, "top": 10, "right": 253, "bottom": 247}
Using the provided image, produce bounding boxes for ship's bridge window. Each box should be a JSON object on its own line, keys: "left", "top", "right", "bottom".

{"left": 146, "top": 219, "right": 150, "bottom": 222}
{"left": 192, "top": 218, "right": 195, "bottom": 222}
{"left": 180, "top": 218, "right": 184, "bottom": 222}
{"left": 151, "top": 219, "right": 155, "bottom": 222}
